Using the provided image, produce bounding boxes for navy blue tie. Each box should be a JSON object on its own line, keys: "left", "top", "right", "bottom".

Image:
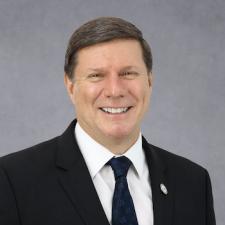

{"left": 107, "top": 156, "right": 139, "bottom": 225}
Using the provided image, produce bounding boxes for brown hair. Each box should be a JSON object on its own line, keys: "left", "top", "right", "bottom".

{"left": 64, "top": 17, "right": 153, "bottom": 79}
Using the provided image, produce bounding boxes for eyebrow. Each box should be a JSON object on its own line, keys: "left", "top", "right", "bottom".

{"left": 87, "top": 67, "right": 106, "bottom": 73}
{"left": 87, "top": 66, "right": 139, "bottom": 72}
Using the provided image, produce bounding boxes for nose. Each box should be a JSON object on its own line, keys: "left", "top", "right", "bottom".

{"left": 104, "top": 73, "right": 126, "bottom": 98}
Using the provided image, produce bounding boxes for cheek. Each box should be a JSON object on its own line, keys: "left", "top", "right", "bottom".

{"left": 131, "top": 81, "right": 150, "bottom": 101}
{"left": 74, "top": 84, "right": 102, "bottom": 107}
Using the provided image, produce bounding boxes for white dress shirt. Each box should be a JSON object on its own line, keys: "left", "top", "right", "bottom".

{"left": 75, "top": 122, "right": 154, "bottom": 225}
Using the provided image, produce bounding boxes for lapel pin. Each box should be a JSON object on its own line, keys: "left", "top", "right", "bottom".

{"left": 160, "top": 183, "right": 168, "bottom": 195}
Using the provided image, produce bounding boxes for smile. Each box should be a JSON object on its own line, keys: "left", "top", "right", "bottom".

{"left": 100, "top": 107, "right": 131, "bottom": 114}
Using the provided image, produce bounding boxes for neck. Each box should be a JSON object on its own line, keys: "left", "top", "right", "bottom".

{"left": 78, "top": 122, "right": 140, "bottom": 155}
{"left": 99, "top": 133, "right": 140, "bottom": 155}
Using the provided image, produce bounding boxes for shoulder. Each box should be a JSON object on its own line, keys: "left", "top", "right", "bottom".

{"left": 0, "top": 136, "right": 59, "bottom": 173}
{"left": 156, "top": 143, "right": 204, "bottom": 169}
{"left": 0, "top": 136, "right": 63, "bottom": 208}
{"left": 145, "top": 140, "right": 208, "bottom": 178}
{"left": 144, "top": 141, "right": 213, "bottom": 196}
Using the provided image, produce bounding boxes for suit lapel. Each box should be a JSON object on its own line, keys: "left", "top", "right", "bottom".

{"left": 143, "top": 137, "right": 173, "bottom": 225}
{"left": 56, "top": 120, "right": 109, "bottom": 225}
{"left": 54, "top": 120, "right": 173, "bottom": 225}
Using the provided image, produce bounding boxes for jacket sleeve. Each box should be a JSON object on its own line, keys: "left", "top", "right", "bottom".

{"left": 205, "top": 169, "right": 216, "bottom": 225}
{"left": 0, "top": 167, "right": 21, "bottom": 225}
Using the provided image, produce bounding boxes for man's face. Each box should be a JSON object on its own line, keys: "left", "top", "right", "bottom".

{"left": 65, "top": 39, "right": 152, "bottom": 144}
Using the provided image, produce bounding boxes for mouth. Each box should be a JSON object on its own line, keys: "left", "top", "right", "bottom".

{"left": 100, "top": 107, "right": 132, "bottom": 114}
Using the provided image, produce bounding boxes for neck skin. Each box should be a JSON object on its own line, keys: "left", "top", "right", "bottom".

{"left": 77, "top": 120, "right": 140, "bottom": 155}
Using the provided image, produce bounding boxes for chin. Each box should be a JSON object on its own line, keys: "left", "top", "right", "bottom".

{"left": 102, "top": 125, "right": 136, "bottom": 139}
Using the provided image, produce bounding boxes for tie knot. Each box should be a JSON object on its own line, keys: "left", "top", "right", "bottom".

{"left": 107, "top": 156, "right": 132, "bottom": 180}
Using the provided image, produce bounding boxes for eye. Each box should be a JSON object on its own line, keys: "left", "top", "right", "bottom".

{"left": 120, "top": 71, "right": 139, "bottom": 79}
{"left": 86, "top": 73, "right": 104, "bottom": 82}
{"left": 88, "top": 73, "right": 100, "bottom": 78}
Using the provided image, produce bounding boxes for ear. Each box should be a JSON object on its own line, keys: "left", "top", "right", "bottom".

{"left": 64, "top": 74, "right": 76, "bottom": 104}
{"left": 148, "top": 72, "right": 153, "bottom": 87}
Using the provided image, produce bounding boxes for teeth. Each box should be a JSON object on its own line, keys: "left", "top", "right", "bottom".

{"left": 101, "top": 107, "right": 128, "bottom": 114}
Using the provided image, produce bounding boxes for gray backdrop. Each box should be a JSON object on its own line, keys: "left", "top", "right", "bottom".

{"left": 0, "top": 0, "right": 224, "bottom": 224}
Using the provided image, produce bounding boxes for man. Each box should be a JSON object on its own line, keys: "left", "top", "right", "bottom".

{"left": 0, "top": 17, "right": 216, "bottom": 225}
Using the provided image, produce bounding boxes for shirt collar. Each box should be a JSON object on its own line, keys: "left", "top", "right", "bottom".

{"left": 75, "top": 122, "right": 145, "bottom": 179}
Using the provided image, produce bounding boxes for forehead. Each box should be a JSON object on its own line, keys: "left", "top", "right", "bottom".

{"left": 75, "top": 39, "right": 145, "bottom": 69}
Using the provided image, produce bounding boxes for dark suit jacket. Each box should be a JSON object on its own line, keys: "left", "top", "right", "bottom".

{"left": 0, "top": 120, "right": 216, "bottom": 225}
